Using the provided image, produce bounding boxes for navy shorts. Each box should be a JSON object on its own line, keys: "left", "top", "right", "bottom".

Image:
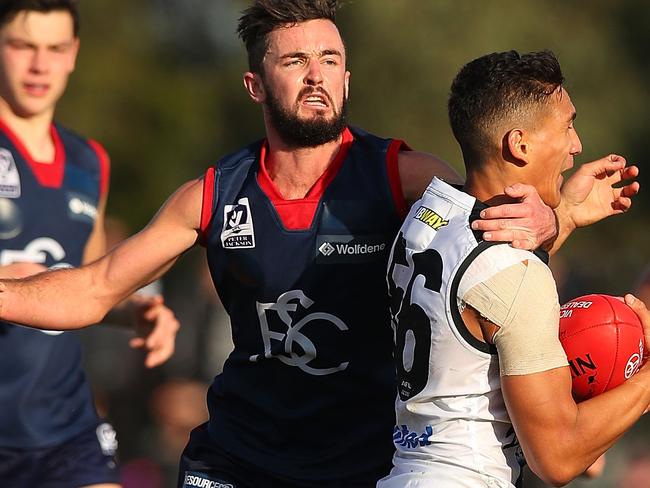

{"left": 0, "top": 421, "right": 120, "bottom": 488}
{"left": 178, "top": 422, "right": 387, "bottom": 488}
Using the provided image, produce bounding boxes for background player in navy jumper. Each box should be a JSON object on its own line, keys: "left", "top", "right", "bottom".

{"left": 0, "top": 1, "right": 640, "bottom": 487}
{"left": 0, "top": 1, "right": 180, "bottom": 487}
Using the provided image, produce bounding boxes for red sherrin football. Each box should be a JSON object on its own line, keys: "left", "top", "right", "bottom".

{"left": 559, "top": 294, "right": 645, "bottom": 402}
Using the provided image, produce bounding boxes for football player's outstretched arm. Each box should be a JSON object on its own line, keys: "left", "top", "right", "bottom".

{"left": 501, "top": 292, "right": 650, "bottom": 487}
{"left": 0, "top": 178, "right": 203, "bottom": 330}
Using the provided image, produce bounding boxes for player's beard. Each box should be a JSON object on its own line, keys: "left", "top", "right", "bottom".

{"left": 265, "top": 87, "right": 348, "bottom": 148}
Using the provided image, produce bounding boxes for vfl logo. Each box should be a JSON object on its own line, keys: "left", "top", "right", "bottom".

{"left": 413, "top": 206, "right": 448, "bottom": 230}
{"left": 252, "top": 290, "right": 349, "bottom": 376}
{"left": 0, "top": 148, "right": 20, "bottom": 198}
{"left": 625, "top": 339, "right": 644, "bottom": 379}
{"left": 221, "top": 197, "right": 255, "bottom": 249}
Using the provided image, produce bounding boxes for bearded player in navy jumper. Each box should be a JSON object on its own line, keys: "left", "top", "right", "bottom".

{"left": 0, "top": 2, "right": 180, "bottom": 487}
{"left": 0, "top": 1, "right": 640, "bottom": 487}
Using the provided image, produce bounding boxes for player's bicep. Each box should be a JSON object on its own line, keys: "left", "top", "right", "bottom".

{"left": 94, "top": 178, "right": 203, "bottom": 300}
{"left": 463, "top": 259, "right": 568, "bottom": 375}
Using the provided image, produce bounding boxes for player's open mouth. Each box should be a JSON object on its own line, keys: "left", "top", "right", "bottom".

{"left": 299, "top": 87, "right": 331, "bottom": 109}
{"left": 302, "top": 95, "right": 328, "bottom": 108}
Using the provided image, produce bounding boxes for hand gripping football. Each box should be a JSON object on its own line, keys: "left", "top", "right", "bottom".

{"left": 559, "top": 294, "right": 645, "bottom": 401}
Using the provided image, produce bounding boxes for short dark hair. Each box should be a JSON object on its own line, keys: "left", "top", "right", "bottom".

{"left": 237, "top": 0, "right": 339, "bottom": 74}
{"left": 448, "top": 50, "right": 564, "bottom": 169}
{"left": 0, "top": 0, "right": 79, "bottom": 37}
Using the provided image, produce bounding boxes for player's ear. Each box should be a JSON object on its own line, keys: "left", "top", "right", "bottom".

{"left": 344, "top": 70, "right": 350, "bottom": 100}
{"left": 67, "top": 37, "right": 80, "bottom": 72}
{"left": 505, "top": 128, "right": 529, "bottom": 166}
{"left": 243, "top": 72, "right": 266, "bottom": 104}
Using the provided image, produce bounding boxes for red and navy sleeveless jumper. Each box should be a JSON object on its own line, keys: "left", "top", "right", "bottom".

{"left": 200, "top": 127, "right": 408, "bottom": 482}
{"left": 0, "top": 120, "right": 108, "bottom": 448}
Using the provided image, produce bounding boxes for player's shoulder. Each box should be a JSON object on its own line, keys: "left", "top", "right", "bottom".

{"left": 54, "top": 122, "right": 91, "bottom": 146}
{"left": 398, "top": 150, "right": 463, "bottom": 205}
{"left": 460, "top": 244, "right": 557, "bottom": 328}
{"left": 175, "top": 177, "right": 204, "bottom": 204}
{"left": 477, "top": 243, "right": 541, "bottom": 264}
{"left": 54, "top": 122, "right": 107, "bottom": 163}
{"left": 465, "top": 244, "right": 551, "bottom": 287}
{"left": 165, "top": 177, "right": 204, "bottom": 227}
{"left": 215, "top": 139, "right": 264, "bottom": 171}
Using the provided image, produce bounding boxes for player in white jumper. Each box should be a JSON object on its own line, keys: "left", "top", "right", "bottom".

{"left": 379, "top": 50, "right": 650, "bottom": 488}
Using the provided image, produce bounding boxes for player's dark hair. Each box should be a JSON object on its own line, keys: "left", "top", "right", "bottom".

{"left": 0, "top": 0, "right": 79, "bottom": 36}
{"left": 448, "top": 50, "right": 564, "bottom": 170}
{"left": 237, "top": 0, "right": 340, "bottom": 74}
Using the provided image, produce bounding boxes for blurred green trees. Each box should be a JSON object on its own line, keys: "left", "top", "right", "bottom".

{"left": 58, "top": 0, "right": 648, "bottom": 292}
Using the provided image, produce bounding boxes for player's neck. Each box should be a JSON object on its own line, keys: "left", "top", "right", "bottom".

{"left": 0, "top": 103, "right": 56, "bottom": 163}
{"left": 264, "top": 131, "right": 343, "bottom": 200}
{"left": 464, "top": 166, "right": 520, "bottom": 207}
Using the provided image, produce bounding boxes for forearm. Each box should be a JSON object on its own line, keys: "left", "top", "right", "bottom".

{"left": 559, "top": 375, "right": 649, "bottom": 475}
{"left": 574, "top": 368, "right": 650, "bottom": 447}
{"left": 0, "top": 265, "right": 113, "bottom": 329}
{"left": 509, "top": 367, "right": 650, "bottom": 485}
{"left": 0, "top": 250, "right": 150, "bottom": 329}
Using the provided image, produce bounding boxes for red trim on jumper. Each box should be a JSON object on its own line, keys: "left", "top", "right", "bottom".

{"left": 199, "top": 166, "right": 216, "bottom": 246}
{"left": 87, "top": 139, "right": 111, "bottom": 198}
{"left": 386, "top": 139, "right": 411, "bottom": 219}
{"left": 0, "top": 118, "right": 65, "bottom": 188}
{"left": 257, "top": 127, "right": 354, "bottom": 231}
